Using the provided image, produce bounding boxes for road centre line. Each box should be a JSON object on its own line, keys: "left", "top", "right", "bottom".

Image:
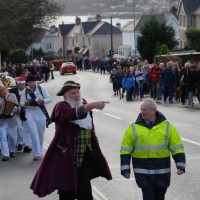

{"left": 181, "top": 137, "right": 200, "bottom": 146}
{"left": 104, "top": 113, "right": 122, "bottom": 120}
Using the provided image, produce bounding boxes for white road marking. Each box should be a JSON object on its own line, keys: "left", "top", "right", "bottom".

{"left": 181, "top": 137, "right": 200, "bottom": 146}
{"left": 104, "top": 113, "right": 122, "bottom": 120}
{"left": 92, "top": 185, "right": 109, "bottom": 200}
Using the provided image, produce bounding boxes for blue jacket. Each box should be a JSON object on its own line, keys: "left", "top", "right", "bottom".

{"left": 122, "top": 75, "right": 135, "bottom": 89}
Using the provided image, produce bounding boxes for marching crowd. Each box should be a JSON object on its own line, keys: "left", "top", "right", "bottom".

{"left": 109, "top": 60, "right": 200, "bottom": 106}
{"left": 0, "top": 64, "right": 53, "bottom": 161}
{"left": 0, "top": 58, "right": 200, "bottom": 162}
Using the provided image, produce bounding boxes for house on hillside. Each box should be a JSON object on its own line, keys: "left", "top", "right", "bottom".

{"left": 177, "top": 0, "right": 200, "bottom": 48}
{"left": 27, "top": 26, "right": 62, "bottom": 58}
{"left": 59, "top": 16, "right": 122, "bottom": 59}
{"left": 119, "top": 13, "right": 179, "bottom": 58}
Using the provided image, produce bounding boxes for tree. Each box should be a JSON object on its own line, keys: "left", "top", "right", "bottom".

{"left": 0, "top": 0, "right": 63, "bottom": 50}
{"left": 8, "top": 49, "right": 29, "bottom": 64}
{"left": 185, "top": 28, "right": 200, "bottom": 51}
{"left": 137, "top": 16, "right": 178, "bottom": 63}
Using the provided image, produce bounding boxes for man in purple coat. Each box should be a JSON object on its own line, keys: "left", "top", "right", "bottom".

{"left": 30, "top": 81, "right": 112, "bottom": 200}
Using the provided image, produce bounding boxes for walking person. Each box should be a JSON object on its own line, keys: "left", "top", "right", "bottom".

{"left": 122, "top": 68, "right": 135, "bottom": 101}
{"left": 182, "top": 64, "right": 197, "bottom": 106}
{"left": 9, "top": 76, "right": 32, "bottom": 152}
{"left": 120, "top": 98, "right": 186, "bottom": 200}
{"left": 30, "top": 80, "right": 112, "bottom": 199}
{"left": 20, "top": 75, "right": 52, "bottom": 160}
{"left": 135, "top": 65, "right": 144, "bottom": 99}
{"left": 148, "top": 63, "right": 162, "bottom": 100}
{"left": 0, "top": 85, "right": 19, "bottom": 161}
{"left": 49, "top": 62, "right": 55, "bottom": 79}
{"left": 162, "top": 62, "right": 176, "bottom": 103}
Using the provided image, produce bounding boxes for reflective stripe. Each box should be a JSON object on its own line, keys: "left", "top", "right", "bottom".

{"left": 170, "top": 144, "right": 184, "bottom": 153}
{"left": 132, "top": 121, "right": 170, "bottom": 150}
{"left": 134, "top": 168, "right": 171, "bottom": 174}
{"left": 120, "top": 146, "right": 133, "bottom": 153}
{"left": 176, "top": 162, "right": 186, "bottom": 168}
{"left": 121, "top": 165, "right": 130, "bottom": 170}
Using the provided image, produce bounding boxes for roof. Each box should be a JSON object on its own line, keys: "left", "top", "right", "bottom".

{"left": 121, "top": 14, "right": 173, "bottom": 32}
{"left": 82, "top": 21, "right": 99, "bottom": 34}
{"left": 59, "top": 24, "right": 75, "bottom": 36}
{"left": 135, "top": 14, "right": 166, "bottom": 31}
{"left": 60, "top": 20, "right": 121, "bottom": 37}
{"left": 181, "top": 0, "right": 200, "bottom": 15}
{"left": 91, "top": 22, "right": 121, "bottom": 35}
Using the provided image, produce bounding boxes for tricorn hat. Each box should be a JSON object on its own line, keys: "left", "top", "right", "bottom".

{"left": 57, "top": 81, "right": 80, "bottom": 96}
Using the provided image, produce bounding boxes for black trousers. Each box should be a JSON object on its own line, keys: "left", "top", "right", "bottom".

{"left": 58, "top": 150, "right": 97, "bottom": 200}
{"left": 141, "top": 187, "right": 167, "bottom": 200}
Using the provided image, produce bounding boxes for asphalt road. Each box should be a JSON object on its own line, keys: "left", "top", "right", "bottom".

{"left": 0, "top": 70, "right": 199, "bottom": 200}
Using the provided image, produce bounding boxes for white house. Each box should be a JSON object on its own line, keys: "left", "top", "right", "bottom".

{"left": 119, "top": 13, "right": 180, "bottom": 58}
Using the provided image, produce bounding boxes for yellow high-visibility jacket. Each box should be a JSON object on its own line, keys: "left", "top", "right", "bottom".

{"left": 120, "top": 111, "right": 185, "bottom": 188}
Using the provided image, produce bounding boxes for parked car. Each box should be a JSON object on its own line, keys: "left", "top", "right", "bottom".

{"left": 60, "top": 62, "right": 77, "bottom": 75}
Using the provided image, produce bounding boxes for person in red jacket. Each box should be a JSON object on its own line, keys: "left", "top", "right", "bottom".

{"left": 148, "top": 64, "right": 162, "bottom": 100}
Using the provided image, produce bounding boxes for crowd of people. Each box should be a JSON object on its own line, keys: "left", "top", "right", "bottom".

{"left": 0, "top": 57, "right": 190, "bottom": 199}
{"left": 0, "top": 62, "right": 52, "bottom": 161}
{"left": 109, "top": 60, "right": 200, "bottom": 106}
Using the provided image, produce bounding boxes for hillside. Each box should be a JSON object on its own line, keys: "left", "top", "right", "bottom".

{"left": 56, "top": 0, "right": 179, "bottom": 15}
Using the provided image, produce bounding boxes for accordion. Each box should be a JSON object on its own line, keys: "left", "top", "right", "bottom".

{"left": 0, "top": 97, "right": 17, "bottom": 118}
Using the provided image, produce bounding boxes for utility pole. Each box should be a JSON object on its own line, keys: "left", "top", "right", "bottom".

{"left": 133, "top": 0, "right": 137, "bottom": 59}
{"left": 110, "top": 16, "right": 113, "bottom": 58}
{"left": 62, "top": 21, "right": 66, "bottom": 60}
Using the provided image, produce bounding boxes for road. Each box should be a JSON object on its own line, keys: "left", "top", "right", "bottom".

{"left": 0, "top": 71, "right": 199, "bottom": 200}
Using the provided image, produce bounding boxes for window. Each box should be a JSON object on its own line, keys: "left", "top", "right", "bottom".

{"left": 47, "top": 43, "right": 52, "bottom": 50}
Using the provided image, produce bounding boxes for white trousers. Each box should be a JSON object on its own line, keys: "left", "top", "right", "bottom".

{"left": 16, "top": 116, "right": 31, "bottom": 147}
{"left": 26, "top": 113, "right": 46, "bottom": 157}
{"left": 0, "top": 122, "right": 17, "bottom": 157}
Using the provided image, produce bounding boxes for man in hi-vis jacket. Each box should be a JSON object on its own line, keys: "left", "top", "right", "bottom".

{"left": 120, "top": 98, "right": 185, "bottom": 200}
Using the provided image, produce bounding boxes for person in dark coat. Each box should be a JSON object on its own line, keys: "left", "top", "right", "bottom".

{"left": 30, "top": 81, "right": 112, "bottom": 200}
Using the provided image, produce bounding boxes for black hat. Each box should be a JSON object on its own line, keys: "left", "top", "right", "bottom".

{"left": 26, "top": 75, "right": 36, "bottom": 82}
{"left": 57, "top": 81, "right": 80, "bottom": 96}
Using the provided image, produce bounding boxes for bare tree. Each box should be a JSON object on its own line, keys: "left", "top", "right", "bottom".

{"left": 0, "top": 0, "right": 64, "bottom": 50}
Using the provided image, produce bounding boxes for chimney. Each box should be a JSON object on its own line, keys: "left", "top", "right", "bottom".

{"left": 96, "top": 14, "right": 101, "bottom": 21}
{"left": 116, "top": 23, "right": 121, "bottom": 29}
{"left": 75, "top": 16, "right": 81, "bottom": 25}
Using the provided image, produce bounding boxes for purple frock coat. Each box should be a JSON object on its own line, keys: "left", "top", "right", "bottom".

{"left": 30, "top": 100, "right": 112, "bottom": 197}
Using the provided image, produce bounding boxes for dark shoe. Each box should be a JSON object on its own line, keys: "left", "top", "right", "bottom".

{"left": 24, "top": 146, "right": 32, "bottom": 153}
{"left": 10, "top": 152, "right": 16, "bottom": 157}
{"left": 33, "top": 156, "right": 41, "bottom": 161}
{"left": 169, "top": 101, "right": 173, "bottom": 103}
{"left": 17, "top": 144, "right": 23, "bottom": 151}
{"left": 2, "top": 156, "right": 9, "bottom": 161}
